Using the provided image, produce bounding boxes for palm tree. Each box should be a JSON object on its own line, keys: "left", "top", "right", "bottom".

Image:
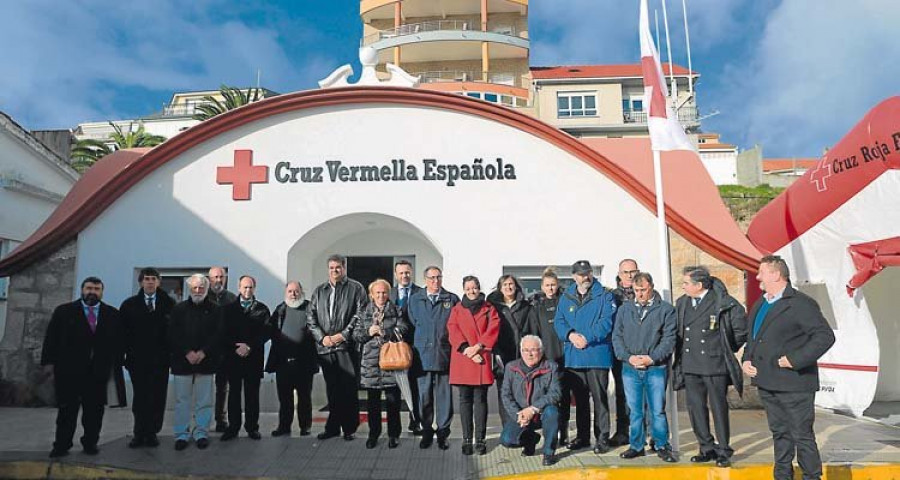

{"left": 192, "top": 84, "right": 263, "bottom": 121}
{"left": 69, "top": 122, "right": 166, "bottom": 173}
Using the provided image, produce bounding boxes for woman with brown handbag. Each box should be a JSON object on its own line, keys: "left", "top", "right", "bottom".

{"left": 353, "top": 279, "right": 410, "bottom": 449}
{"left": 447, "top": 275, "right": 500, "bottom": 455}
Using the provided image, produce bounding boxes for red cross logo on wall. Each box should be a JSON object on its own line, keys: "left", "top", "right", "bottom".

{"left": 217, "top": 150, "right": 269, "bottom": 201}
{"left": 809, "top": 159, "right": 833, "bottom": 193}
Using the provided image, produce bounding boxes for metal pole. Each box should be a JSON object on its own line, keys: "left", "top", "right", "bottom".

{"left": 653, "top": 149, "right": 680, "bottom": 452}
{"left": 681, "top": 0, "right": 693, "bottom": 96}
{"left": 661, "top": 0, "right": 677, "bottom": 100}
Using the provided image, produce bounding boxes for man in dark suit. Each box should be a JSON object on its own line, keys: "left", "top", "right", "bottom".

{"left": 121, "top": 267, "right": 175, "bottom": 449}
{"left": 206, "top": 266, "right": 238, "bottom": 433}
{"left": 42, "top": 276, "right": 122, "bottom": 458}
{"left": 267, "top": 281, "right": 318, "bottom": 437}
{"left": 673, "top": 266, "right": 747, "bottom": 468}
{"left": 220, "top": 275, "right": 270, "bottom": 441}
{"left": 742, "top": 255, "right": 835, "bottom": 480}
{"left": 389, "top": 259, "right": 423, "bottom": 435}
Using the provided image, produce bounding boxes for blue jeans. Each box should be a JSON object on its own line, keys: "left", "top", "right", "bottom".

{"left": 173, "top": 374, "right": 214, "bottom": 441}
{"left": 501, "top": 405, "right": 559, "bottom": 455}
{"left": 622, "top": 364, "right": 669, "bottom": 451}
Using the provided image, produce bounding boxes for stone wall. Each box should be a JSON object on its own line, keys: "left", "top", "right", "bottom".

{"left": 0, "top": 241, "right": 76, "bottom": 406}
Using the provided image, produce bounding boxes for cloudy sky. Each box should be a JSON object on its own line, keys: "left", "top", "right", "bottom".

{"left": 1, "top": 0, "right": 896, "bottom": 158}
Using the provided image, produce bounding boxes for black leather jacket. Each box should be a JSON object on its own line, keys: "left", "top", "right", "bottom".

{"left": 307, "top": 276, "right": 368, "bottom": 355}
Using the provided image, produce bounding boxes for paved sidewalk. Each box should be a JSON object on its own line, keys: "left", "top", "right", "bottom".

{"left": 0, "top": 406, "right": 898, "bottom": 479}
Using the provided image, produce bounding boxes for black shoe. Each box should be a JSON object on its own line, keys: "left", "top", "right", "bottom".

{"left": 196, "top": 437, "right": 210, "bottom": 449}
{"left": 220, "top": 430, "right": 238, "bottom": 441}
{"left": 388, "top": 437, "right": 399, "bottom": 449}
{"left": 690, "top": 451, "right": 717, "bottom": 463}
{"left": 649, "top": 439, "right": 657, "bottom": 452}
{"left": 619, "top": 448, "right": 645, "bottom": 459}
{"left": 716, "top": 456, "right": 732, "bottom": 468}
{"left": 82, "top": 444, "right": 99, "bottom": 455}
{"left": 408, "top": 422, "right": 423, "bottom": 436}
{"left": 521, "top": 442, "right": 536, "bottom": 457}
{"left": 542, "top": 453, "right": 556, "bottom": 466}
{"left": 174, "top": 440, "right": 188, "bottom": 451}
{"left": 215, "top": 421, "right": 228, "bottom": 433}
{"left": 566, "top": 437, "right": 589, "bottom": 450}
{"left": 475, "top": 441, "right": 487, "bottom": 455}
{"left": 461, "top": 443, "right": 474, "bottom": 455}
{"left": 248, "top": 431, "right": 262, "bottom": 440}
{"left": 609, "top": 432, "right": 629, "bottom": 447}
{"left": 437, "top": 436, "right": 450, "bottom": 450}
{"left": 128, "top": 436, "right": 144, "bottom": 448}
{"left": 272, "top": 428, "right": 290, "bottom": 437}
{"left": 343, "top": 433, "right": 356, "bottom": 441}
{"left": 49, "top": 448, "right": 69, "bottom": 458}
{"left": 419, "top": 434, "right": 433, "bottom": 449}
{"left": 657, "top": 447, "right": 678, "bottom": 463}
{"left": 558, "top": 437, "right": 569, "bottom": 448}
{"left": 145, "top": 434, "right": 160, "bottom": 447}
{"left": 300, "top": 429, "right": 311, "bottom": 436}
{"left": 317, "top": 431, "right": 340, "bottom": 440}
{"left": 593, "top": 440, "right": 610, "bottom": 454}
{"left": 366, "top": 437, "right": 378, "bottom": 449}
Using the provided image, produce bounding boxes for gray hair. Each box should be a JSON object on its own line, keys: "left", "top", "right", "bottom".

{"left": 188, "top": 273, "right": 209, "bottom": 289}
{"left": 520, "top": 334, "right": 543, "bottom": 351}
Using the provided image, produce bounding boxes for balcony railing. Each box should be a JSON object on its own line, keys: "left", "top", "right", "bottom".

{"left": 413, "top": 70, "right": 525, "bottom": 89}
{"left": 361, "top": 20, "right": 519, "bottom": 46}
{"left": 624, "top": 105, "right": 699, "bottom": 124}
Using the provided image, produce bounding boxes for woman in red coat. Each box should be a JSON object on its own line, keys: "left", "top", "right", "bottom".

{"left": 448, "top": 275, "right": 500, "bottom": 455}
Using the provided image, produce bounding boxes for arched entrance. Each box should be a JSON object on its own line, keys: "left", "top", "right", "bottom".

{"left": 287, "top": 212, "right": 443, "bottom": 291}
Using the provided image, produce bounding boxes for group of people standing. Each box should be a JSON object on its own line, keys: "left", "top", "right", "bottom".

{"left": 40, "top": 254, "right": 835, "bottom": 479}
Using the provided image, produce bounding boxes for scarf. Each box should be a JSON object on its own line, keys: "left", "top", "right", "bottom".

{"left": 461, "top": 293, "right": 486, "bottom": 315}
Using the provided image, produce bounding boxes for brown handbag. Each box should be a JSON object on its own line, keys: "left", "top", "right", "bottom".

{"left": 379, "top": 331, "right": 413, "bottom": 371}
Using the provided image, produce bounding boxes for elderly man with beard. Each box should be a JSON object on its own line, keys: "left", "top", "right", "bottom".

{"left": 207, "top": 266, "right": 238, "bottom": 433}
{"left": 308, "top": 254, "right": 368, "bottom": 441}
{"left": 220, "top": 276, "right": 271, "bottom": 441}
{"left": 168, "top": 274, "right": 224, "bottom": 451}
{"left": 267, "top": 282, "right": 318, "bottom": 437}
{"left": 120, "top": 267, "right": 175, "bottom": 449}
{"left": 43, "top": 277, "right": 122, "bottom": 458}
{"left": 554, "top": 260, "right": 616, "bottom": 454}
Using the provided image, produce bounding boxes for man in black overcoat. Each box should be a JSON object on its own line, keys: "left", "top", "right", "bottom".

{"left": 742, "top": 255, "right": 835, "bottom": 480}
{"left": 121, "top": 267, "right": 175, "bottom": 448}
{"left": 42, "top": 276, "right": 122, "bottom": 458}
{"left": 220, "top": 275, "right": 270, "bottom": 441}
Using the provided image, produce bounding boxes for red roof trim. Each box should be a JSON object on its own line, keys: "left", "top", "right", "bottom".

{"left": 0, "top": 87, "right": 757, "bottom": 275}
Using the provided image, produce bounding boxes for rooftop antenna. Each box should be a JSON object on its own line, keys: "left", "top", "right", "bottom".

{"left": 682, "top": 0, "right": 693, "bottom": 96}
{"left": 661, "top": 0, "right": 677, "bottom": 100}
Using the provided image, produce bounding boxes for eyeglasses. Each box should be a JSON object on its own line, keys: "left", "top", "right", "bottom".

{"left": 522, "top": 348, "right": 541, "bottom": 353}
{"left": 620, "top": 270, "right": 639, "bottom": 275}
{"left": 425, "top": 275, "right": 443, "bottom": 281}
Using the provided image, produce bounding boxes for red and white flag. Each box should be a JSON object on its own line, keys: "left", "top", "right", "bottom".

{"left": 640, "top": 0, "right": 695, "bottom": 152}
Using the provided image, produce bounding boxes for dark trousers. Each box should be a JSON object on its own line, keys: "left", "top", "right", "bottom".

{"left": 407, "top": 369, "right": 421, "bottom": 428}
{"left": 759, "top": 388, "right": 823, "bottom": 480}
{"left": 226, "top": 372, "right": 261, "bottom": 433}
{"left": 214, "top": 371, "right": 228, "bottom": 423}
{"left": 319, "top": 351, "right": 360, "bottom": 435}
{"left": 275, "top": 363, "right": 314, "bottom": 432}
{"left": 457, "top": 385, "right": 488, "bottom": 442}
{"left": 567, "top": 367, "right": 610, "bottom": 442}
{"left": 685, "top": 373, "right": 732, "bottom": 457}
{"left": 612, "top": 359, "right": 629, "bottom": 434}
{"left": 417, "top": 371, "right": 453, "bottom": 438}
{"left": 367, "top": 387, "right": 402, "bottom": 439}
{"left": 54, "top": 385, "right": 104, "bottom": 451}
{"left": 129, "top": 366, "right": 168, "bottom": 438}
{"left": 557, "top": 370, "right": 575, "bottom": 442}
{"left": 494, "top": 371, "right": 511, "bottom": 429}
{"left": 501, "top": 405, "right": 560, "bottom": 456}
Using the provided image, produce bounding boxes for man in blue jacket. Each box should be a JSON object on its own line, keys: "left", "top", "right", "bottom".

{"left": 554, "top": 260, "right": 617, "bottom": 454}
{"left": 407, "top": 265, "right": 459, "bottom": 450}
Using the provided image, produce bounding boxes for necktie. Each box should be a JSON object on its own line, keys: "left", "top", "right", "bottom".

{"left": 146, "top": 296, "right": 154, "bottom": 312}
{"left": 87, "top": 306, "right": 97, "bottom": 333}
{"left": 692, "top": 298, "right": 699, "bottom": 309}
{"left": 399, "top": 287, "right": 409, "bottom": 308}
{"left": 429, "top": 294, "right": 438, "bottom": 305}
{"left": 242, "top": 300, "right": 252, "bottom": 311}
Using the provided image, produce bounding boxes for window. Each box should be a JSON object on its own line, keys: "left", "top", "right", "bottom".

{"left": 135, "top": 267, "right": 222, "bottom": 302}
{"left": 622, "top": 97, "right": 643, "bottom": 112}
{"left": 0, "top": 239, "right": 21, "bottom": 300}
{"left": 557, "top": 92, "right": 597, "bottom": 118}
{"left": 501, "top": 265, "right": 594, "bottom": 299}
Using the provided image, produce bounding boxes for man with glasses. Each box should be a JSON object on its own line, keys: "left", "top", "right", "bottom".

{"left": 407, "top": 266, "right": 459, "bottom": 449}
{"left": 554, "top": 260, "right": 617, "bottom": 455}
{"left": 389, "top": 260, "right": 424, "bottom": 435}
{"left": 610, "top": 259, "right": 639, "bottom": 447}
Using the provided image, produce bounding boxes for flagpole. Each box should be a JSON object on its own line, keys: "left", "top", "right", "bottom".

{"left": 662, "top": 0, "right": 677, "bottom": 99}
{"left": 682, "top": 0, "right": 693, "bottom": 96}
